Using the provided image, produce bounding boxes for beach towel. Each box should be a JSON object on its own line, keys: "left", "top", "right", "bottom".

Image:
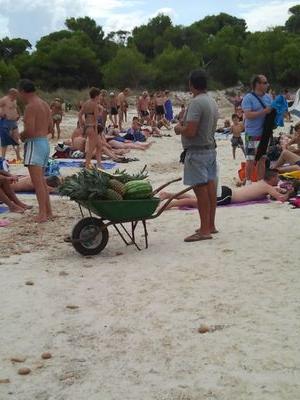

{"left": 54, "top": 159, "right": 117, "bottom": 169}
{"left": 178, "top": 198, "right": 270, "bottom": 210}
{"left": 0, "top": 205, "right": 9, "bottom": 214}
{"left": 0, "top": 219, "right": 10, "bottom": 227}
{"left": 165, "top": 99, "right": 174, "bottom": 122}
{"left": 272, "top": 95, "right": 288, "bottom": 127}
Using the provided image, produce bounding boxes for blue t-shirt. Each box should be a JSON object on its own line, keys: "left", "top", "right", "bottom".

{"left": 242, "top": 93, "right": 272, "bottom": 136}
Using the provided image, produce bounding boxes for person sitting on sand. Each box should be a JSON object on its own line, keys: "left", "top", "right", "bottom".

{"left": 0, "top": 88, "right": 22, "bottom": 162}
{"left": 285, "top": 122, "right": 300, "bottom": 155}
{"left": 11, "top": 175, "right": 61, "bottom": 194}
{"left": 0, "top": 170, "right": 32, "bottom": 213}
{"left": 230, "top": 113, "right": 245, "bottom": 159}
{"left": 159, "top": 170, "right": 291, "bottom": 209}
{"left": 123, "top": 117, "right": 146, "bottom": 142}
{"left": 271, "top": 149, "right": 300, "bottom": 173}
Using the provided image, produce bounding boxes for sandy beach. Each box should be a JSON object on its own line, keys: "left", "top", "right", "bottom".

{"left": 0, "top": 94, "right": 300, "bottom": 399}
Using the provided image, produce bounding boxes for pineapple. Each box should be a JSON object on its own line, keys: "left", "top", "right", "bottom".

{"left": 108, "top": 179, "right": 126, "bottom": 195}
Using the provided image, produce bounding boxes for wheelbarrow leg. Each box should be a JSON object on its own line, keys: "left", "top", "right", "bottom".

{"left": 142, "top": 220, "right": 149, "bottom": 249}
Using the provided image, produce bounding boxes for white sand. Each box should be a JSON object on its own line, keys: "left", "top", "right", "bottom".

{"left": 0, "top": 95, "right": 300, "bottom": 399}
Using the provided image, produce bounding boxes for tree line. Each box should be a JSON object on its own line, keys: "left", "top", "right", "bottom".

{"left": 0, "top": 5, "right": 300, "bottom": 91}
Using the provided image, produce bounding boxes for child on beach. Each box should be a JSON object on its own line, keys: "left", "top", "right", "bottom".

{"left": 230, "top": 113, "right": 245, "bottom": 159}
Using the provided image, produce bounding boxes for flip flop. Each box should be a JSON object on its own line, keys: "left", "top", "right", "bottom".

{"left": 184, "top": 232, "right": 212, "bottom": 242}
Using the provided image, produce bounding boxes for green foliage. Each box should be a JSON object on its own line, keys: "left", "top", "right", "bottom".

{"left": 285, "top": 5, "right": 300, "bottom": 33}
{"left": 102, "top": 47, "right": 153, "bottom": 88}
{"left": 0, "top": 61, "right": 20, "bottom": 89}
{"left": 154, "top": 46, "right": 199, "bottom": 88}
{"left": 1, "top": 11, "right": 300, "bottom": 91}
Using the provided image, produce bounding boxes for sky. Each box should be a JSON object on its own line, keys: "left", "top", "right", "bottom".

{"left": 0, "top": 0, "right": 298, "bottom": 45}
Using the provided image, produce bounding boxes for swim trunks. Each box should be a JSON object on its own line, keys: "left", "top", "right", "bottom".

{"left": 0, "top": 119, "right": 18, "bottom": 147}
{"left": 52, "top": 113, "right": 62, "bottom": 122}
{"left": 295, "top": 160, "right": 300, "bottom": 167}
{"left": 141, "top": 110, "right": 149, "bottom": 117}
{"left": 183, "top": 148, "right": 216, "bottom": 186}
{"left": 111, "top": 107, "right": 118, "bottom": 115}
{"left": 217, "top": 186, "right": 232, "bottom": 205}
{"left": 155, "top": 105, "right": 165, "bottom": 116}
{"left": 231, "top": 136, "right": 244, "bottom": 148}
{"left": 245, "top": 133, "right": 262, "bottom": 161}
{"left": 24, "top": 137, "right": 50, "bottom": 168}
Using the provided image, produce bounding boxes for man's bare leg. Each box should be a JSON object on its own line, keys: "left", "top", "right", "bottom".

{"left": 0, "top": 186, "right": 24, "bottom": 213}
{"left": 193, "top": 184, "right": 212, "bottom": 237}
{"left": 28, "top": 165, "right": 50, "bottom": 222}
{"left": 245, "top": 160, "right": 254, "bottom": 181}
{"left": 273, "top": 149, "right": 300, "bottom": 168}
{"left": 232, "top": 147, "right": 236, "bottom": 160}
{"left": 118, "top": 111, "right": 123, "bottom": 130}
{"left": 13, "top": 145, "right": 22, "bottom": 161}
{"left": 1, "top": 180, "right": 31, "bottom": 210}
{"left": 257, "top": 158, "right": 266, "bottom": 180}
{"left": 207, "top": 180, "right": 217, "bottom": 233}
{"left": 56, "top": 122, "right": 61, "bottom": 139}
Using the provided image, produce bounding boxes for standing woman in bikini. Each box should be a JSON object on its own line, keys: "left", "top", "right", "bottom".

{"left": 78, "top": 87, "right": 101, "bottom": 168}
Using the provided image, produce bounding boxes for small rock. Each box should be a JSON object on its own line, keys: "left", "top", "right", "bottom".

{"left": 66, "top": 305, "right": 79, "bottom": 310}
{"left": 25, "top": 281, "right": 34, "bottom": 286}
{"left": 59, "top": 271, "right": 69, "bottom": 276}
{"left": 263, "top": 216, "right": 270, "bottom": 220}
{"left": 83, "top": 264, "right": 93, "bottom": 268}
{"left": 0, "top": 379, "right": 10, "bottom": 384}
{"left": 41, "top": 352, "right": 52, "bottom": 360}
{"left": 115, "top": 252, "right": 123, "bottom": 256}
{"left": 17, "top": 368, "right": 31, "bottom": 375}
{"left": 198, "top": 324, "right": 210, "bottom": 334}
{"left": 10, "top": 357, "right": 26, "bottom": 363}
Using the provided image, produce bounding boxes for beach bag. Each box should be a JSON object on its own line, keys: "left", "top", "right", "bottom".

{"left": 0, "top": 157, "right": 9, "bottom": 172}
{"left": 251, "top": 93, "right": 277, "bottom": 162}
{"left": 45, "top": 159, "right": 60, "bottom": 176}
{"left": 238, "top": 161, "right": 258, "bottom": 182}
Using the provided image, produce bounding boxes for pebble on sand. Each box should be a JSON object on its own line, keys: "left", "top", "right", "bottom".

{"left": 17, "top": 368, "right": 31, "bottom": 375}
{"left": 198, "top": 324, "right": 210, "bottom": 334}
{"left": 10, "top": 357, "right": 26, "bottom": 363}
{"left": 25, "top": 281, "right": 34, "bottom": 286}
{"left": 41, "top": 352, "right": 52, "bottom": 360}
{"left": 0, "top": 379, "right": 10, "bottom": 384}
{"left": 66, "top": 305, "right": 79, "bottom": 309}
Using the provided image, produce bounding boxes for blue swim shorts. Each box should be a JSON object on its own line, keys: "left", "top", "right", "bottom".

{"left": 183, "top": 148, "right": 217, "bottom": 186}
{"left": 24, "top": 137, "right": 50, "bottom": 168}
{"left": 0, "top": 119, "right": 18, "bottom": 147}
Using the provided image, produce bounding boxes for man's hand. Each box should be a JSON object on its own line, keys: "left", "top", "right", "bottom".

{"left": 174, "top": 123, "right": 182, "bottom": 135}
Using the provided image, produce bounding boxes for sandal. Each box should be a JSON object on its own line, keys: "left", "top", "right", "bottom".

{"left": 184, "top": 232, "right": 212, "bottom": 242}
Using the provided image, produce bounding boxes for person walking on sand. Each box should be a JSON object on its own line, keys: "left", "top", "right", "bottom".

{"left": 50, "top": 97, "right": 63, "bottom": 139}
{"left": 18, "top": 79, "right": 54, "bottom": 223}
{"left": 117, "top": 88, "right": 130, "bottom": 130}
{"left": 0, "top": 88, "right": 22, "bottom": 162}
{"left": 242, "top": 74, "right": 272, "bottom": 184}
{"left": 78, "top": 87, "right": 102, "bottom": 168}
{"left": 175, "top": 69, "right": 218, "bottom": 242}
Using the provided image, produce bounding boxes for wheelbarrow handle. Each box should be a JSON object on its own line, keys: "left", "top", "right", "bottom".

{"left": 152, "top": 185, "right": 194, "bottom": 218}
{"left": 152, "top": 177, "right": 182, "bottom": 196}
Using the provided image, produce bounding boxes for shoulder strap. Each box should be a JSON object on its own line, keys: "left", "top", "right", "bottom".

{"left": 251, "top": 92, "right": 266, "bottom": 109}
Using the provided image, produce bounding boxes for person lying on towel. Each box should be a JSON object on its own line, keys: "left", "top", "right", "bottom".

{"left": 159, "top": 170, "right": 293, "bottom": 209}
{"left": 0, "top": 170, "right": 32, "bottom": 213}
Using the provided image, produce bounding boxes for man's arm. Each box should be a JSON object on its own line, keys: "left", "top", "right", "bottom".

{"left": 244, "top": 108, "right": 271, "bottom": 119}
{"left": 175, "top": 121, "right": 198, "bottom": 138}
{"left": 267, "top": 186, "right": 290, "bottom": 202}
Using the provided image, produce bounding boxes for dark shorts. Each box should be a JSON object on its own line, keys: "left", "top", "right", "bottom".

{"left": 245, "top": 133, "right": 262, "bottom": 161}
{"left": 217, "top": 186, "right": 232, "bottom": 205}
{"left": 111, "top": 107, "right": 118, "bottom": 115}
{"left": 141, "top": 110, "right": 149, "bottom": 117}
{"left": 231, "top": 136, "right": 244, "bottom": 148}
{"left": 155, "top": 105, "right": 165, "bottom": 116}
{"left": 183, "top": 148, "right": 217, "bottom": 186}
{"left": 295, "top": 160, "right": 300, "bottom": 167}
{"left": 0, "top": 119, "right": 18, "bottom": 147}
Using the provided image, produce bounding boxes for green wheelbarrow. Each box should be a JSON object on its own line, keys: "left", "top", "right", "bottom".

{"left": 69, "top": 178, "right": 193, "bottom": 256}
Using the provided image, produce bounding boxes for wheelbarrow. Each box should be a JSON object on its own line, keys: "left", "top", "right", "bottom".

{"left": 69, "top": 178, "right": 193, "bottom": 256}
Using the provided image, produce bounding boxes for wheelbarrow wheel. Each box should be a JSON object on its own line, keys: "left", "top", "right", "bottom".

{"left": 71, "top": 217, "right": 109, "bottom": 256}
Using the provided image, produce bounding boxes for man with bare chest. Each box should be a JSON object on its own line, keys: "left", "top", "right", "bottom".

{"left": 50, "top": 98, "right": 63, "bottom": 139}
{"left": 18, "top": 79, "right": 54, "bottom": 223}
{"left": 117, "top": 88, "right": 130, "bottom": 130}
{"left": 137, "top": 91, "right": 151, "bottom": 124}
{"left": 0, "top": 88, "right": 21, "bottom": 162}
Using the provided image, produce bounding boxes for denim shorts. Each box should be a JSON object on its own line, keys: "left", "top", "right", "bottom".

{"left": 24, "top": 137, "right": 50, "bottom": 168}
{"left": 183, "top": 148, "right": 217, "bottom": 186}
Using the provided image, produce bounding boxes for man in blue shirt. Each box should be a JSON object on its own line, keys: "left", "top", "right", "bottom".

{"left": 242, "top": 75, "right": 272, "bottom": 184}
